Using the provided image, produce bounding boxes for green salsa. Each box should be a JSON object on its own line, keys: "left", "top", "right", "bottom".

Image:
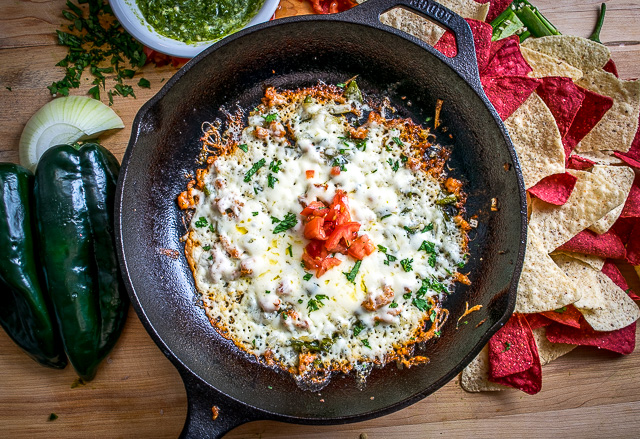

{"left": 138, "top": 0, "right": 266, "bottom": 44}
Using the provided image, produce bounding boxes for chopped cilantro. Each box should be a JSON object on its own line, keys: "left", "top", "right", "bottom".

{"left": 298, "top": 298, "right": 304, "bottom": 303}
{"left": 343, "top": 260, "right": 362, "bottom": 284}
{"left": 263, "top": 113, "right": 278, "bottom": 123}
{"left": 412, "top": 298, "right": 429, "bottom": 312}
{"left": 392, "top": 137, "right": 404, "bottom": 146}
{"left": 303, "top": 273, "right": 313, "bottom": 281}
{"left": 362, "top": 339, "right": 371, "bottom": 349}
{"left": 403, "top": 292, "right": 412, "bottom": 300}
{"left": 244, "top": 158, "right": 266, "bottom": 182}
{"left": 457, "top": 261, "right": 465, "bottom": 268}
{"left": 252, "top": 211, "right": 259, "bottom": 216}
{"left": 380, "top": 213, "right": 392, "bottom": 220}
{"left": 502, "top": 342, "right": 511, "bottom": 353}
{"left": 384, "top": 253, "right": 397, "bottom": 266}
{"left": 307, "top": 294, "right": 329, "bottom": 312}
{"left": 355, "top": 140, "right": 367, "bottom": 151}
{"left": 428, "top": 254, "right": 436, "bottom": 267}
{"left": 273, "top": 212, "right": 298, "bottom": 234}
{"left": 422, "top": 223, "right": 434, "bottom": 232}
{"left": 554, "top": 307, "right": 567, "bottom": 314}
{"left": 208, "top": 223, "right": 215, "bottom": 233}
{"left": 389, "top": 302, "right": 399, "bottom": 309}
{"left": 138, "top": 77, "right": 150, "bottom": 88}
{"left": 425, "top": 116, "right": 433, "bottom": 122}
{"left": 387, "top": 158, "right": 400, "bottom": 172}
{"left": 353, "top": 320, "right": 365, "bottom": 336}
{"left": 377, "top": 245, "right": 388, "bottom": 253}
{"left": 238, "top": 143, "right": 249, "bottom": 152}
{"left": 271, "top": 216, "right": 281, "bottom": 224}
{"left": 400, "top": 155, "right": 408, "bottom": 163}
{"left": 400, "top": 258, "right": 413, "bottom": 272}
{"left": 269, "top": 159, "right": 282, "bottom": 173}
{"left": 267, "top": 173, "right": 279, "bottom": 188}
{"left": 430, "top": 309, "right": 437, "bottom": 322}
{"left": 202, "top": 245, "right": 211, "bottom": 251}
{"left": 286, "top": 244, "right": 293, "bottom": 257}
{"left": 419, "top": 241, "right": 435, "bottom": 253}
{"left": 194, "top": 217, "right": 208, "bottom": 228}
{"left": 48, "top": 413, "right": 58, "bottom": 421}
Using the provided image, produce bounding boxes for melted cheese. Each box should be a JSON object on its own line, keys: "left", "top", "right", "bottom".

{"left": 186, "top": 86, "right": 467, "bottom": 385}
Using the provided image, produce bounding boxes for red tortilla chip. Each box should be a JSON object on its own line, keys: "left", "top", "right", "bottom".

{"left": 434, "top": 19, "right": 493, "bottom": 72}
{"left": 603, "top": 59, "right": 619, "bottom": 78}
{"left": 613, "top": 217, "right": 636, "bottom": 245}
{"left": 541, "top": 305, "right": 583, "bottom": 329}
{"left": 557, "top": 229, "right": 627, "bottom": 260}
{"left": 488, "top": 314, "right": 533, "bottom": 378}
{"left": 477, "top": 0, "right": 513, "bottom": 23}
{"left": 546, "top": 319, "right": 636, "bottom": 355}
{"left": 615, "top": 113, "right": 640, "bottom": 168}
{"left": 525, "top": 313, "right": 553, "bottom": 330}
{"left": 483, "top": 36, "right": 533, "bottom": 78}
{"left": 536, "top": 77, "right": 585, "bottom": 138}
{"left": 601, "top": 260, "right": 640, "bottom": 300}
{"left": 528, "top": 172, "right": 577, "bottom": 205}
{"left": 567, "top": 155, "right": 595, "bottom": 170}
{"left": 621, "top": 184, "right": 640, "bottom": 218}
{"left": 481, "top": 75, "right": 541, "bottom": 120}
{"left": 489, "top": 314, "right": 542, "bottom": 395}
{"left": 563, "top": 88, "right": 614, "bottom": 154}
{"left": 625, "top": 221, "right": 640, "bottom": 265}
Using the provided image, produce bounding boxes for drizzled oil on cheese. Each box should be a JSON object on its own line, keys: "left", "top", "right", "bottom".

{"left": 181, "top": 82, "right": 469, "bottom": 390}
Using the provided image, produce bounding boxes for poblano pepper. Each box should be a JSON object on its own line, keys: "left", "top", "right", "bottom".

{"left": 0, "top": 163, "right": 67, "bottom": 369}
{"left": 34, "top": 143, "right": 128, "bottom": 381}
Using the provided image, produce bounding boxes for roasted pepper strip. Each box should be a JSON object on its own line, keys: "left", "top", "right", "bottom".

{"left": 0, "top": 163, "right": 67, "bottom": 369}
{"left": 34, "top": 144, "right": 128, "bottom": 381}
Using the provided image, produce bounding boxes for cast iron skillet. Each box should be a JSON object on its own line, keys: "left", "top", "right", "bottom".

{"left": 115, "top": 0, "right": 527, "bottom": 437}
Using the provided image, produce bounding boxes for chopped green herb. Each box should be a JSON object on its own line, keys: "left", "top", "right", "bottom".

{"left": 307, "top": 294, "right": 329, "bottom": 312}
{"left": 263, "top": 113, "right": 278, "bottom": 123}
{"left": 203, "top": 185, "right": 211, "bottom": 196}
{"left": 303, "top": 273, "right": 313, "bottom": 281}
{"left": 389, "top": 301, "right": 399, "bottom": 309}
{"left": 332, "top": 156, "right": 347, "bottom": 172}
{"left": 380, "top": 213, "right": 392, "bottom": 220}
{"left": 252, "top": 211, "right": 259, "bottom": 216}
{"left": 202, "top": 245, "right": 211, "bottom": 251}
{"left": 194, "top": 217, "right": 208, "bottom": 228}
{"left": 252, "top": 339, "right": 256, "bottom": 347}
{"left": 138, "top": 77, "right": 151, "bottom": 88}
{"left": 269, "top": 159, "right": 282, "bottom": 173}
{"left": 362, "top": 339, "right": 371, "bottom": 349}
{"left": 355, "top": 140, "right": 367, "bottom": 151}
{"left": 412, "top": 298, "right": 430, "bottom": 312}
{"left": 419, "top": 241, "right": 436, "bottom": 253}
{"left": 267, "top": 173, "right": 279, "bottom": 188}
{"left": 392, "top": 136, "right": 404, "bottom": 146}
{"left": 457, "top": 261, "right": 465, "bottom": 268}
{"left": 436, "top": 195, "right": 457, "bottom": 205}
{"left": 400, "top": 258, "right": 413, "bottom": 272}
{"left": 5, "top": 86, "right": 11, "bottom": 91}
{"left": 554, "top": 307, "right": 567, "bottom": 314}
{"left": 387, "top": 158, "right": 400, "bottom": 172}
{"left": 353, "top": 320, "right": 365, "bottom": 337}
{"left": 208, "top": 255, "right": 213, "bottom": 260}
{"left": 343, "top": 260, "right": 362, "bottom": 284}
{"left": 238, "top": 143, "right": 249, "bottom": 152}
{"left": 422, "top": 223, "right": 434, "bottom": 232}
{"left": 377, "top": 245, "right": 388, "bottom": 253}
{"left": 428, "top": 254, "right": 436, "bottom": 268}
{"left": 502, "top": 342, "right": 511, "bottom": 353}
{"left": 403, "top": 292, "right": 412, "bottom": 300}
{"left": 208, "top": 223, "right": 215, "bottom": 233}
{"left": 384, "top": 253, "right": 397, "bottom": 266}
{"left": 430, "top": 309, "right": 437, "bottom": 322}
{"left": 286, "top": 244, "right": 293, "bottom": 257}
{"left": 271, "top": 216, "right": 281, "bottom": 224}
{"left": 273, "top": 212, "right": 298, "bottom": 234}
{"left": 298, "top": 298, "right": 304, "bottom": 303}
{"left": 425, "top": 116, "right": 433, "bottom": 122}
{"left": 244, "top": 158, "right": 266, "bottom": 182}
{"left": 400, "top": 155, "right": 408, "bottom": 163}
{"left": 48, "top": 413, "right": 58, "bottom": 421}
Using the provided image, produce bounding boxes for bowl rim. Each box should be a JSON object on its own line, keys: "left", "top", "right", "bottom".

{"left": 110, "top": 0, "right": 280, "bottom": 58}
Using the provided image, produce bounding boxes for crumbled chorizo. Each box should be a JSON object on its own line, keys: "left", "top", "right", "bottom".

{"left": 362, "top": 285, "right": 395, "bottom": 311}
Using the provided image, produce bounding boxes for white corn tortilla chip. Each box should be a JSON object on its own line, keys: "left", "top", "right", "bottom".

{"left": 528, "top": 168, "right": 631, "bottom": 252}
{"left": 588, "top": 166, "right": 635, "bottom": 234}
{"left": 520, "top": 46, "right": 583, "bottom": 81}
{"left": 379, "top": 0, "right": 489, "bottom": 46}
{"left": 553, "top": 254, "right": 640, "bottom": 331}
{"left": 504, "top": 93, "right": 565, "bottom": 189}
{"left": 575, "top": 151, "right": 625, "bottom": 166}
{"left": 522, "top": 35, "right": 610, "bottom": 72}
{"left": 460, "top": 346, "right": 507, "bottom": 393}
{"left": 550, "top": 251, "right": 605, "bottom": 271}
{"left": 575, "top": 69, "right": 640, "bottom": 153}
{"left": 532, "top": 327, "right": 576, "bottom": 365}
{"left": 515, "top": 229, "right": 581, "bottom": 314}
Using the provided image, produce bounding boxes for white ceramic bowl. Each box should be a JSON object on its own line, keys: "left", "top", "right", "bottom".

{"left": 110, "top": 0, "right": 280, "bottom": 58}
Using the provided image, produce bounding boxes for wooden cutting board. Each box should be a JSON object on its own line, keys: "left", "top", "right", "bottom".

{"left": 1, "top": 1, "right": 640, "bottom": 438}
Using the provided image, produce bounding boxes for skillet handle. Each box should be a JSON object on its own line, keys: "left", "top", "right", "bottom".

{"left": 340, "top": 0, "right": 481, "bottom": 86}
{"left": 179, "top": 371, "right": 261, "bottom": 439}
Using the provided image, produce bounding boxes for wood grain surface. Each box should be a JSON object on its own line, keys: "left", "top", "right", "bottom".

{"left": 1, "top": 1, "right": 639, "bottom": 438}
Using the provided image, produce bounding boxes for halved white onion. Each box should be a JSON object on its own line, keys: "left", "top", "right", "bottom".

{"left": 19, "top": 96, "right": 124, "bottom": 171}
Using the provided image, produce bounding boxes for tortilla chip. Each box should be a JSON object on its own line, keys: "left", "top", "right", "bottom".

{"left": 515, "top": 230, "right": 581, "bottom": 314}
{"left": 536, "top": 77, "right": 585, "bottom": 138}
{"left": 575, "top": 70, "right": 640, "bottom": 153}
{"left": 603, "top": 59, "right": 619, "bottom": 78}
{"left": 557, "top": 229, "right": 626, "bottom": 263}
{"left": 626, "top": 221, "right": 640, "bottom": 266}
{"left": 434, "top": 19, "right": 493, "bottom": 70}
{"left": 546, "top": 320, "right": 636, "bottom": 355}
{"left": 540, "top": 305, "right": 583, "bottom": 329}
{"left": 550, "top": 251, "right": 605, "bottom": 271}
{"left": 525, "top": 313, "right": 553, "bottom": 330}
{"left": 477, "top": 0, "right": 512, "bottom": 23}
{"left": 504, "top": 93, "right": 565, "bottom": 188}
{"left": 532, "top": 326, "right": 576, "bottom": 365}
{"left": 601, "top": 261, "right": 638, "bottom": 300}
{"left": 380, "top": 0, "right": 489, "bottom": 46}
{"left": 483, "top": 36, "right": 532, "bottom": 78}
{"left": 528, "top": 168, "right": 630, "bottom": 252}
{"left": 528, "top": 172, "right": 577, "bottom": 206}
{"left": 460, "top": 346, "right": 507, "bottom": 392}
{"left": 575, "top": 151, "right": 625, "bottom": 166}
{"left": 615, "top": 112, "right": 640, "bottom": 167}
{"left": 481, "top": 75, "right": 541, "bottom": 121}
{"left": 563, "top": 88, "right": 614, "bottom": 154}
{"left": 520, "top": 47, "right": 583, "bottom": 81}
{"left": 588, "top": 166, "right": 635, "bottom": 233}
{"left": 621, "top": 185, "right": 640, "bottom": 218}
{"left": 566, "top": 155, "right": 595, "bottom": 171}
{"left": 522, "top": 35, "right": 611, "bottom": 72}
{"left": 553, "top": 254, "right": 640, "bottom": 331}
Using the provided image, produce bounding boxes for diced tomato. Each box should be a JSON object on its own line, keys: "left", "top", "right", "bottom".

{"left": 330, "top": 166, "right": 341, "bottom": 176}
{"left": 306, "top": 170, "right": 315, "bottom": 179}
{"left": 305, "top": 240, "right": 326, "bottom": 259}
{"left": 304, "top": 216, "right": 328, "bottom": 240}
{"left": 316, "top": 257, "right": 342, "bottom": 277}
{"left": 325, "top": 222, "right": 360, "bottom": 252}
{"left": 324, "top": 190, "right": 351, "bottom": 224}
{"left": 300, "top": 201, "right": 328, "bottom": 217}
{"left": 347, "top": 234, "right": 375, "bottom": 260}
